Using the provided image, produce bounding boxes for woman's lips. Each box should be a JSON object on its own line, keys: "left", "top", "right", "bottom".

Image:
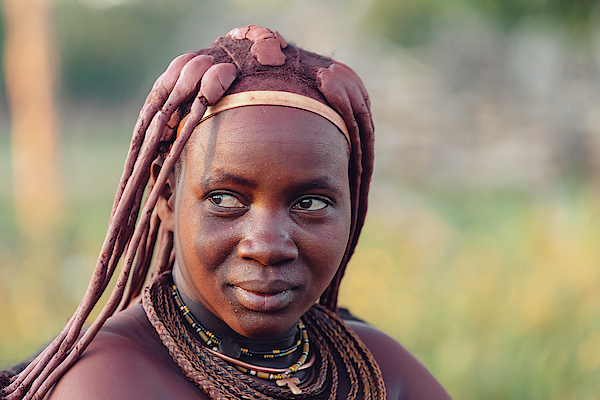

{"left": 233, "top": 286, "right": 295, "bottom": 312}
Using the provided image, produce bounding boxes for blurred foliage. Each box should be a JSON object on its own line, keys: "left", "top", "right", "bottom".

{"left": 367, "top": 0, "right": 600, "bottom": 47}
{"left": 53, "top": 0, "right": 200, "bottom": 103}
{"left": 341, "top": 182, "right": 600, "bottom": 399}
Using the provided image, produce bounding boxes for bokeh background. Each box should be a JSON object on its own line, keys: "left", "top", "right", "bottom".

{"left": 1, "top": 0, "right": 600, "bottom": 398}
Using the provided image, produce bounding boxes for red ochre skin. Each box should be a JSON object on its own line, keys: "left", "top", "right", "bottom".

{"left": 46, "top": 107, "right": 452, "bottom": 400}
{"left": 171, "top": 106, "right": 351, "bottom": 340}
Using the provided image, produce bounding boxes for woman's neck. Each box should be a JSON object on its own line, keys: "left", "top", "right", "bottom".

{"left": 172, "top": 267, "right": 302, "bottom": 368}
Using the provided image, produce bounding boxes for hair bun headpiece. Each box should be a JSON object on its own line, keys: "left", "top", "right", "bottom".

{"left": 227, "top": 25, "right": 288, "bottom": 66}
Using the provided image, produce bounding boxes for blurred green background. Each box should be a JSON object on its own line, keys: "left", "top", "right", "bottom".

{"left": 2, "top": 0, "right": 600, "bottom": 398}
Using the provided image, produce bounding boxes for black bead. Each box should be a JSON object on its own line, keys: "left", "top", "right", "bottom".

{"left": 219, "top": 337, "right": 242, "bottom": 359}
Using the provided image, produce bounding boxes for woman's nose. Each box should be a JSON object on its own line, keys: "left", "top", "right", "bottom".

{"left": 236, "top": 210, "right": 299, "bottom": 266}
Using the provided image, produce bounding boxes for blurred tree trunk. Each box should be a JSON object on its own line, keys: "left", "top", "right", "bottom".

{"left": 2, "top": 0, "right": 65, "bottom": 344}
{"left": 3, "top": 0, "right": 62, "bottom": 238}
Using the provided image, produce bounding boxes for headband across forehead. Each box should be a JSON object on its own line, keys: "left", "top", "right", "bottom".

{"left": 177, "top": 90, "right": 351, "bottom": 146}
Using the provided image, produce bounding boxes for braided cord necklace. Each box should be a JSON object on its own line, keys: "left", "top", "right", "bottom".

{"left": 142, "top": 273, "right": 386, "bottom": 399}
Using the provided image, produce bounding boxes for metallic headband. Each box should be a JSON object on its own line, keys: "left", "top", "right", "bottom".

{"left": 178, "top": 91, "right": 350, "bottom": 145}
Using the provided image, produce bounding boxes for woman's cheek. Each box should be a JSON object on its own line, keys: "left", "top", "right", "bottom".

{"left": 193, "top": 214, "right": 238, "bottom": 270}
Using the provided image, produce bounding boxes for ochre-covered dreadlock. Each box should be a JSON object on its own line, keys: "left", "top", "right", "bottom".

{"left": 1, "top": 25, "right": 376, "bottom": 400}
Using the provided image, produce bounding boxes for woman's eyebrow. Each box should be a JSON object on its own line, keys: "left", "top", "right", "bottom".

{"left": 202, "top": 173, "right": 258, "bottom": 189}
{"left": 201, "top": 174, "right": 342, "bottom": 193}
{"left": 293, "top": 177, "right": 342, "bottom": 193}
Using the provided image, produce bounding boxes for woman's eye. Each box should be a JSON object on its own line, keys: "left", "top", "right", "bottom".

{"left": 208, "top": 193, "right": 244, "bottom": 208}
{"left": 293, "top": 198, "right": 328, "bottom": 211}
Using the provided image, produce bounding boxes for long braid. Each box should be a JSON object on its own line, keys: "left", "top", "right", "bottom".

{"left": 317, "top": 61, "right": 375, "bottom": 311}
{"left": 9, "top": 55, "right": 185, "bottom": 394}
{"left": 4, "top": 159, "right": 149, "bottom": 399}
{"left": 3, "top": 53, "right": 236, "bottom": 400}
{"left": 118, "top": 191, "right": 162, "bottom": 311}
{"left": 151, "top": 223, "right": 175, "bottom": 279}
{"left": 3, "top": 51, "right": 192, "bottom": 399}
{"left": 2, "top": 26, "right": 379, "bottom": 399}
{"left": 29, "top": 88, "right": 205, "bottom": 399}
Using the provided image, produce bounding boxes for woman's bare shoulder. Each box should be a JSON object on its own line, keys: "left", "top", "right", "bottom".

{"left": 345, "top": 320, "right": 452, "bottom": 400}
{"left": 45, "top": 305, "right": 205, "bottom": 400}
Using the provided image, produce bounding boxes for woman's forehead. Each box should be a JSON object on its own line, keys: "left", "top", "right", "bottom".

{"left": 179, "top": 106, "right": 350, "bottom": 190}
{"left": 187, "top": 105, "right": 350, "bottom": 157}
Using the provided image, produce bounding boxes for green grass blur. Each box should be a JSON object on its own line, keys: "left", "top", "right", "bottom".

{"left": 340, "top": 182, "right": 600, "bottom": 399}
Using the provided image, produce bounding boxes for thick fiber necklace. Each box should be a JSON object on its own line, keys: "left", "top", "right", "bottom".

{"left": 142, "top": 273, "right": 387, "bottom": 399}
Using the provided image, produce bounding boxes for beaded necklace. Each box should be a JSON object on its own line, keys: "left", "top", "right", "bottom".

{"left": 172, "top": 284, "right": 305, "bottom": 359}
{"left": 172, "top": 284, "right": 311, "bottom": 393}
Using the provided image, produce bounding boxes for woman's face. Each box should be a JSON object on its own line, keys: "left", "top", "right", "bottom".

{"left": 169, "top": 105, "right": 351, "bottom": 338}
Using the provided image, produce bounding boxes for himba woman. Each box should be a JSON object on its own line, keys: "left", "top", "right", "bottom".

{"left": 1, "top": 26, "right": 452, "bottom": 400}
